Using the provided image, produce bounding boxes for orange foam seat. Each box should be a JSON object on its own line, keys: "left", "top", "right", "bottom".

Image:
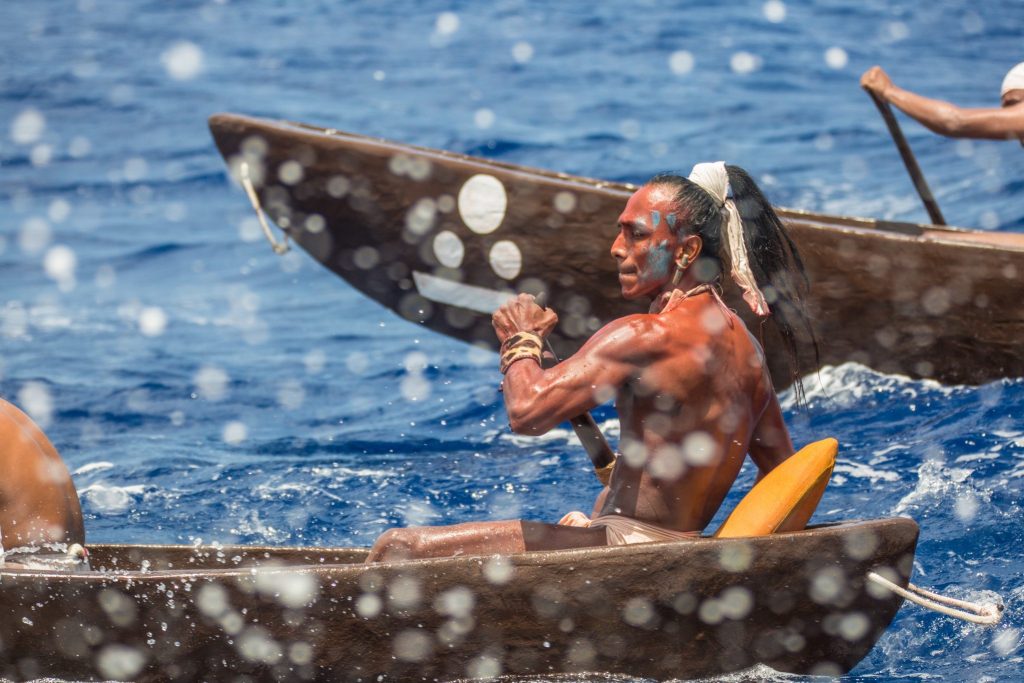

{"left": 714, "top": 437, "right": 837, "bottom": 538}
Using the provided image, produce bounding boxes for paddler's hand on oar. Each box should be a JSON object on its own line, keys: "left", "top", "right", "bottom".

{"left": 860, "top": 65, "right": 893, "bottom": 100}
{"left": 492, "top": 293, "right": 558, "bottom": 345}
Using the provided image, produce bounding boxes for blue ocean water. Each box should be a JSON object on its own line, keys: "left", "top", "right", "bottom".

{"left": 1, "top": 0, "right": 1023, "bottom": 680}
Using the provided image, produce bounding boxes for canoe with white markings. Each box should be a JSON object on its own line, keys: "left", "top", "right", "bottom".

{"left": 208, "top": 113, "right": 1024, "bottom": 389}
{"left": 0, "top": 518, "right": 917, "bottom": 681}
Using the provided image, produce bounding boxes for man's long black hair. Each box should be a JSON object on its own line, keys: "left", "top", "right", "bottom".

{"left": 648, "top": 166, "right": 819, "bottom": 404}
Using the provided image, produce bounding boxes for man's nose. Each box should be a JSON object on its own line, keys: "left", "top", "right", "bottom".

{"left": 610, "top": 233, "right": 625, "bottom": 259}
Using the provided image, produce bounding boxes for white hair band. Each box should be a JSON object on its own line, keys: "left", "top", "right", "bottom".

{"left": 687, "top": 161, "right": 770, "bottom": 317}
{"left": 1001, "top": 62, "right": 1024, "bottom": 96}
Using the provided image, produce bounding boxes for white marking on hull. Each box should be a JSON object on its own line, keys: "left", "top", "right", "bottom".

{"left": 458, "top": 174, "right": 507, "bottom": 234}
{"left": 488, "top": 240, "right": 522, "bottom": 280}
{"left": 412, "top": 271, "right": 514, "bottom": 314}
{"left": 432, "top": 230, "right": 465, "bottom": 268}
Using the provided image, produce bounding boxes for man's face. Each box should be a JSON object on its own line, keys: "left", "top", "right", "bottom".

{"left": 611, "top": 184, "right": 681, "bottom": 300}
{"left": 1001, "top": 88, "right": 1024, "bottom": 108}
{"left": 1002, "top": 89, "right": 1024, "bottom": 146}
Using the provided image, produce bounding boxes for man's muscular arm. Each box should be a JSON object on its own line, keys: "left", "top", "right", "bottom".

{"left": 492, "top": 295, "right": 661, "bottom": 435}
{"left": 861, "top": 66, "right": 1024, "bottom": 140}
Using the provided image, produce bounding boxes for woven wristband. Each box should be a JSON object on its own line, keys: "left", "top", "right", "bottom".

{"left": 500, "top": 331, "right": 542, "bottom": 354}
{"left": 499, "top": 331, "right": 543, "bottom": 374}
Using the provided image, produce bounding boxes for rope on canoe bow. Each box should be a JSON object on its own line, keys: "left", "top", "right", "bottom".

{"left": 867, "top": 572, "right": 1003, "bottom": 625}
{"left": 239, "top": 162, "right": 290, "bottom": 255}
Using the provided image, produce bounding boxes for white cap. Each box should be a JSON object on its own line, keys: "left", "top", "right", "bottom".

{"left": 1000, "top": 62, "right": 1024, "bottom": 96}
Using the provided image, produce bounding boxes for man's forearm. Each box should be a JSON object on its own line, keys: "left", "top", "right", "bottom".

{"left": 885, "top": 85, "right": 964, "bottom": 137}
{"left": 501, "top": 360, "right": 552, "bottom": 434}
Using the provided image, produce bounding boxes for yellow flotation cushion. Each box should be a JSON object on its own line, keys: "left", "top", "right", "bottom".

{"left": 714, "top": 437, "right": 837, "bottom": 538}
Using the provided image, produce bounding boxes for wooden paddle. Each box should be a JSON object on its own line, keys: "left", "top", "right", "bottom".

{"left": 865, "top": 90, "right": 947, "bottom": 225}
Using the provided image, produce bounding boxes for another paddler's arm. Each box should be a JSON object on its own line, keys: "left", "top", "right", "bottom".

{"left": 861, "top": 66, "right": 1024, "bottom": 140}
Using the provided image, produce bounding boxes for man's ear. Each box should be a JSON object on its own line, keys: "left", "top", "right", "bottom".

{"left": 682, "top": 234, "right": 703, "bottom": 262}
{"left": 673, "top": 235, "right": 702, "bottom": 263}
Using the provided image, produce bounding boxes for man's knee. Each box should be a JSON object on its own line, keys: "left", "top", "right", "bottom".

{"left": 367, "top": 527, "right": 421, "bottom": 563}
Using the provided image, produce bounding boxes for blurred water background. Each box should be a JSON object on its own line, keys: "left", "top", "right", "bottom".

{"left": 1, "top": 0, "right": 1023, "bottom": 680}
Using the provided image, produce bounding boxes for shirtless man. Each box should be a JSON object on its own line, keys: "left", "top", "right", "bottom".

{"left": 860, "top": 63, "right": 1024, "bottom": 142}
{"left": 0, "top": 398, "right": 84, "bottom": 550}
{"left": 366, "top": 162, "right": 816, "bottom": 562}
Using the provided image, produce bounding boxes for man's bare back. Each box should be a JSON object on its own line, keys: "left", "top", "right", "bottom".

{"left": 0, "top": 399, "right": 84, "bottom": 549}
{"left": 366, "top": 164, "right": 813, "bottom": 563}
{"left": 594, "top": 295, "right": 791, "bottom": 533}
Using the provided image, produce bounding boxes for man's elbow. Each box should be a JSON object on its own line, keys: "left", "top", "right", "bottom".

{"left": 508, "top": 417, "right": 540, "bottom": 435}
{"left": 505, "top": 398, "right": 555, "bottom": 435}
{"left": 507, "top": 408, "right": 551, "bottom": 435}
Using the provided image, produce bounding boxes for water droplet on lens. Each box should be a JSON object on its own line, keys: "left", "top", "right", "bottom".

{"left": 160, "top": 41, "right": 204, "bottom": 81}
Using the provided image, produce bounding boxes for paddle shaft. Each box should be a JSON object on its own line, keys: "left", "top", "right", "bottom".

{"left": 543, "top": 340, "right": 617, "bottom": 469}
{"left": 866, "top": 90, "right": 947, "bottom": 225}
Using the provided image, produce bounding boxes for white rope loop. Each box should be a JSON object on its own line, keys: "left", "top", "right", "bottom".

{"left": 867, "top": 571, "right": 1003, "bottom": 625}
{"left": 239, "top": 162, "right": 290, "bottom": 255}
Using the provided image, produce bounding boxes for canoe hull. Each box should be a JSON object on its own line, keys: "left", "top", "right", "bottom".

{"left": 208, "top": 113, "right": 1024, "bottom": 389}
{"left": 0, "top": 518, "right": 917, "bottom": 681}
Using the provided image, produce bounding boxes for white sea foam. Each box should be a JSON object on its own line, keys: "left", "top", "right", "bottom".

{"left": 230, "top": 510, "right": 290, "bottom": 544}
{"left": 834, "top": 460, "right": 900, "bottom": 483}
{"left": 73, "top": 461, "right": 114, "bottom": 475}
{"left": 501, "top": 426, "right": 577, "bottom": 446}
{"left": 309, "top": 465, "right": 394, "bottom": 479}
{"left": 893, "top": 460, "right": 981, "bottom": 515}
{"left": 1006, "top": 460, "right": 1024, "bottom": 479}
{"left": 497, "top": 417, "right": 621, "bottom": 449}
{"left": 78, "top": 482, "right": 145, "bottom": 513}
{"left": 955, "top": 450, "right": 1001, "bottom": 464}
{"left": 780, "top": 362, "right": 958, "bottom": 411}
{"left": 872, "top": 443, "right": 911, "bottom": 459}
{"left": 253, "top": 482, "right": 344, "bottom": 502}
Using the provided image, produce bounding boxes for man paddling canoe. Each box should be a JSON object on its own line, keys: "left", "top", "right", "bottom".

{"left": 860, "top": 63, "right": 1024, "bottom": 143}
{"left": 367, "top": 163, "right": 817, "bottom": 562}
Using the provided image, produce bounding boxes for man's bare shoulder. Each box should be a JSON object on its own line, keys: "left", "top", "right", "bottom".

{"left": 586, "top": 312, "right": 700, "bottom": 362}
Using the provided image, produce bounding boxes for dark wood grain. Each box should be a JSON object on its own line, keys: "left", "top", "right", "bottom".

{"left": 0, "top": 518, "right": 918, "bottom": 680}
{"left": 208, "top": 113, "right": 1024, "bottom": 389}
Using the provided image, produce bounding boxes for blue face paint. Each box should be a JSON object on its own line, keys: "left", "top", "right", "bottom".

{"left": 650, "top": 210, "right": 661, "bottom": 229}
{"left": 640, "top": 240, "right": 672, "bottom": 285}
{"left": 666, "top": 213, "right": 677, "bottom": 230}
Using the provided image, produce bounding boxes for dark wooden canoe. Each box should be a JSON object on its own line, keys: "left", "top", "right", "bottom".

{"left": 0, "top": 518, "right": 917, "bottom": 681}
{"left": 208, "top": 113, "right": 1024, "bottom": 389}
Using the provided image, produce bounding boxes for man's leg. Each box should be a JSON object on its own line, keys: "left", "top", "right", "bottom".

{"left": 365, "top": 520, "right": 609, "bottom": 563}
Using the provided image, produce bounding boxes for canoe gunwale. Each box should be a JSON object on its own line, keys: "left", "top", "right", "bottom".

{"left": 211, "top": 112, "right": 1022, "bottom": 246}
{"left": 0, "top": 516, "right": 918, "bottom": 680}
{"left": 0, "top": 517, "right": 916, "bottom": 579}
